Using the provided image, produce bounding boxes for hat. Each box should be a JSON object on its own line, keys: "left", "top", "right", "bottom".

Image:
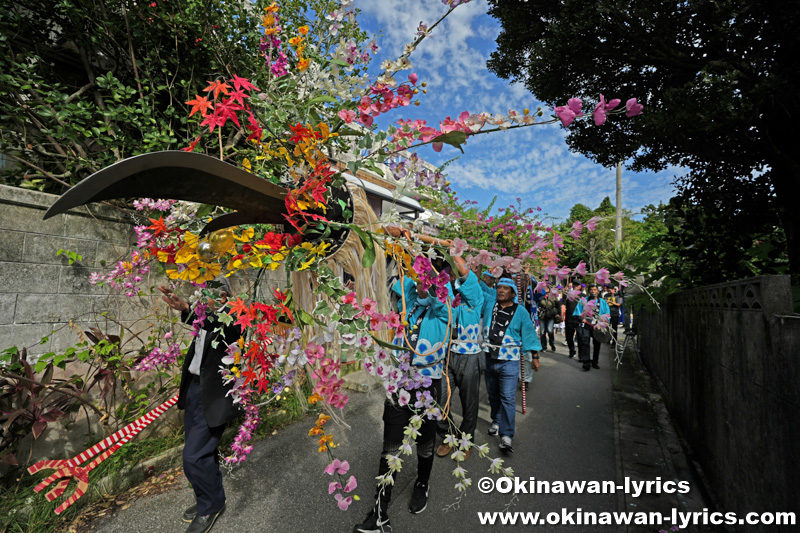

{"left": 482, "top": 270, "right": 497, "bottom": 278}
{"left": 496, "top": 277, "right": 519, "bottom": 303}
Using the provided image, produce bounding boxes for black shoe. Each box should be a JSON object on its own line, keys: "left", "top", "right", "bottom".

{"left": 354, "top": 508, "right": 392, "bottom": 532}
{"left": 488, "top": 423, "right": 499, "bottom": 436}
{"left": 568, "top": 352, "right": 575, "bottom": 358}
{"left": 186, "top": 505, "right": 225, "bottom": 533}
{"left": 582, "top": 363, "right": 591, "bottom": 371}
{"left": 550, "top": 345, "right": 556, "bottom": 351}
{"left": 182, "top": 504, "right": 197, "bottom": 523}
{"left": 592, "top": 363, "right": 600, "bottom": 369}
{"left": 408, "top": 481, "right": 429, "bottom": 514}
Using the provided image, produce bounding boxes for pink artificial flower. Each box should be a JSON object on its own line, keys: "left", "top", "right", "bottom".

{"left": 386, "top": 312, "right": 402, "bottom": 329}
{"left": 567, "top": 289, "right": 581, "bottom": 301}
{"left": 341, "top": 291, "right": 357, "bottom": 305}
{"left": 595, "top": 268, "right": 611, "bottom": 286}
{"left": 585, "top": 216, "right": 600, "bottom": 232}
{"left": 556, "top": 97, "right": 583, "bottom": 127}
{"left": 570, "top": 220, "right": 583, "bottom": 239}
{"left": 593, "top": 94, "right": 607, "bottom": 125}
{"left": 408, "top": 73, "right": 418, "bottom": 85}
{"left": 450, "top": 238, "right": 468, "bottom": 257}
{"left": 305, "top": 341, "right": 325, "bottom": 362}
{"left": 329, "top": 481, "right": 342, "bottom": 494}
{"left": 626, "top": 98, "right": 643, "bottom": 117}
{"left": 338, "top": 109, "right": 356, "bottom": 123}
{"left": 605, "top": 97, "right": 621, "bottom": 111}
{"left": 613, "top": 271, "right": 628, "bottom": 287}
{"left": 553, "top": 232, "right": 564, "bottom": 249}
{"left": 335, "top": 494, "right": 353, "bottom": 511}
{"left": 361, "top": 297, "right": 377, "bottom": 316}
{"left": 556, "top": 266, "right": 571, "bottom": 283}
{"left": 358, "top": 113, "right": 374, "bottom": 127}
{"left": 344, "top": 475, "right": 358, "bottom": 492}
{"left": 324, "top": 459, "right": 350, "bottom": 475}
{"left": 575, "top": 261, "right": 587, "bottom": 276}
{"left": 534, "top": 281, "right": 549, "bottom": 293}
{"left": 554, "top": 105, "right": 576, "bottom": 127}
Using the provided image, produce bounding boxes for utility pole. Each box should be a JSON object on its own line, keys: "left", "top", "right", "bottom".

{"left": 615, "top": 162, "right": 622, "bottom": 247}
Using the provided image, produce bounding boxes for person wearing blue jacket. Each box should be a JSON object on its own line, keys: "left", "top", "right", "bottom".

{"left": 482, "top": 277, "right": 541, "bottom": 452}
{"left": 572, "top": 284, "right": 611, "bottom": 371}
{"left": 355, "top": 227, "right": 452, "bottom": 533}
{"left": 433, "top": 252, "right": 484, "bottom": 459}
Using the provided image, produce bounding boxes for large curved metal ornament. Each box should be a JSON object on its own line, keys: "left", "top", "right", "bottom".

{"left": 44, "top": 150, "right": 354, "bottom": 252}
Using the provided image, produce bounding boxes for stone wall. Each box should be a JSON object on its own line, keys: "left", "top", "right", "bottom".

{"left": 0, "top": 183, "right": 145, "bottom": 356}
{"left": 0, "top": 183, "right": 287, "bottom": 463}
{"left": 637, "top": 276, "right": 800, "bottom": 523}
{"left": 0, "top": 183, "right": 286, "bottom": 357}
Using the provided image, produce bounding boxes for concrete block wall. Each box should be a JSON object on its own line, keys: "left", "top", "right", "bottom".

{"left": 0, "top": 183, "right": 289, "bottom": 464}
{"left": 638, "top": 276, "right": 800, "bottom": 526}
{"left": 0, "top": 183, "right": 144, "bottom": 356}
{"left": 0, "top": 183, "right": 288, "bottom": 357}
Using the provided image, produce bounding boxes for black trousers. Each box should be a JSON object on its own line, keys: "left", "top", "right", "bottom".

{"left": 437, "top": 352, "right": 481, "bottom": 440}
{"left": 609, "top": 313, "right": 620, "bottom": 342}
{"left": 375, "top": 378, "right": 441, "bottom": 508}
{"left": 576, "top": 324, "right": 602, "bottom": 365}
{"left": 565, "top": 321, "right": 578, "bottom": 355}
{"left": 183, "top": 379, "right": 227, "bottom": 515}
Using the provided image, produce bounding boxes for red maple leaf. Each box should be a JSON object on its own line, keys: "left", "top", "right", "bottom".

{"left": 214, "top": 97, "right": 243, "bottom": 127}
{"left": 231, "top": 75, "right": 258, "bottom": 92}
{"left": 148, "top": 216, "right": 169, "bottom": 236}
{"left": 227, "top": 87, "right": 250, "bottom": 106}
{"left": 203, "top": 79, "right": 231, "bottom": 100}
{"left": 185, "top": 94, "right": 214, "bottom": 117}
{"left": 245, "top": 113, "right": 262, "bottom": 142}
{"left": 199, "top": 111, "right": 226, "bottom": 133}
{"left": 227, "top": 297, "right": 250, "bottom": 318}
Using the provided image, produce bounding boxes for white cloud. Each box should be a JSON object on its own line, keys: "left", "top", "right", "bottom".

{"left": 353, "top": 0, "right": 676, "bottom": 221}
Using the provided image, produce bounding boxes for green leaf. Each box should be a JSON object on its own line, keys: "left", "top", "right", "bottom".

{"left": 350, "top": 226, "right": 376, "bottom": 268}
{"left": 313, "top": 300, "right": 333, "bottom": 316}
{"left": 431, "top": 131, "right": 467, "bottom": 153}
{"left": 307, "top": 95, "right": 337, "bottom": 105}
{"left": 298, "top": 309, "right": 315, "bottom": 326}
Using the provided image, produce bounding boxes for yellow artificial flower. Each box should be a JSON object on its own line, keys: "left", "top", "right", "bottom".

{"left": 298, "top": 25, "right": 309, "bottom": 35}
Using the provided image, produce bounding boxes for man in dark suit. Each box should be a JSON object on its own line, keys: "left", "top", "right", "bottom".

{"left": 160, "top": 280, "right": 241, "bottom": 533}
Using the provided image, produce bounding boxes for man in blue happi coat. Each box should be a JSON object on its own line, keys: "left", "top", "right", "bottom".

{"left": 573, "top": 284, "right": 611, "bottom": 371}
{"left": 433, "top": 252, "right": 484, "bottom": 459}
{"left": 482, "top": 277, "right": 541, "bottom": 452}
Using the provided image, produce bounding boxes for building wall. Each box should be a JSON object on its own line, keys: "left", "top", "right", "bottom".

{"left": 637, "top": 276, "right": 800, "bottom": 522}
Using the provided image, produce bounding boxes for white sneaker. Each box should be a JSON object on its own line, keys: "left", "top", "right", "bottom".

{"left": 499, "top": 436, "right": 513, "bottom": 452}
{"left": 488, "top": 423, "right": 499, "bottom": 436}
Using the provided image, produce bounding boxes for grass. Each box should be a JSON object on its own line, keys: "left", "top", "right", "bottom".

{"left": 0, "top": 429, "right": 184, "bottom": 533}
{"left": 0, "top": 382, "right": 314, "bottom": 533}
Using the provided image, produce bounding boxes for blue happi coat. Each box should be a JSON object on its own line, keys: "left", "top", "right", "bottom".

{"left": 450, "top": 271, "right": 484, "bottom": 355}
{"left": 573, "top": 297, "right": 611, "bottom": 321}
{"left": 392, "top": 278, "right": 452, "bottom": 378}
{"left": 481, "top": 291, "right": 541, "bottom": 361}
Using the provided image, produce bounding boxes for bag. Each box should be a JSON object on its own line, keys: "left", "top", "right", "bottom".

{"left": 554, "top": 313, "right": 562, "bottom": 324}
{"left": 592, "top": 326, "right": 613, "bottom": 344}
{"left": 538, "top": 300, "right": 556, "bottom": 320}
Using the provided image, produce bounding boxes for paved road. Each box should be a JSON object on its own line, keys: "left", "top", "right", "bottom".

{"left": 95, "top": 341, "right": 624, "bottom": 533}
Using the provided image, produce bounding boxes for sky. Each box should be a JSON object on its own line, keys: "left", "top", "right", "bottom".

{"left": 352, "top": 0, "right": 680, "bottom": 222}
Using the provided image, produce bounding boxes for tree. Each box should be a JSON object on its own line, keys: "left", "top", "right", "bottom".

{"left": 0, "top": 0, "right": 298, "bottom": 192}
{"left": 487, "top": 0, "right": 800, "bottom": 284}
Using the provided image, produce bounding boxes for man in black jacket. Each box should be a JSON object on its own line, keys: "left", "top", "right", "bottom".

{"left": 160, "top": 281, "right": 241, "bottom": 533}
